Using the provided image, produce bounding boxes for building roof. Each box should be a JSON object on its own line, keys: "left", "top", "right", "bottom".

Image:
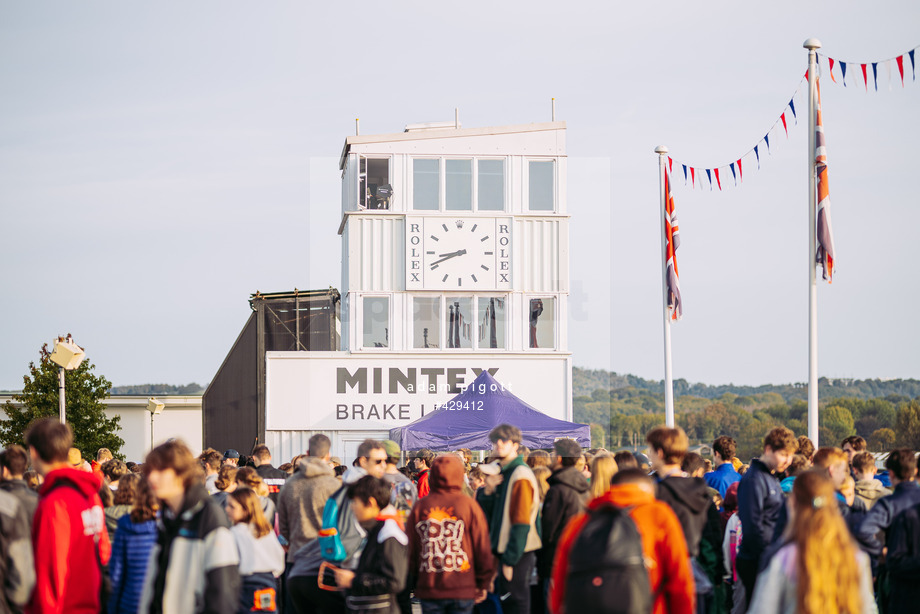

{"left": 339, "top": 121, "right": 566, "bottom": 169}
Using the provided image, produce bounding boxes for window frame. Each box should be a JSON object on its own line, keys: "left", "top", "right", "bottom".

{"left": 523, "top": 295, "right": 557, "bottom": 351}
{"left": 359, "top": 294, "right": 392, "bottom": 351}
{"left": 525, "top": 158, "right": 557, "bottom": 213}
{"left": 410, "top": 156, "right": 508, "bottom": 213}
{"left": 409, "top": 293, "right": 509, "bottom": 351}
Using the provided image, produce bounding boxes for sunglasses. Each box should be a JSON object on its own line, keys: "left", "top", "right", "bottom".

{"left": 365, "top": 458, "right": 387, "bottom": 465}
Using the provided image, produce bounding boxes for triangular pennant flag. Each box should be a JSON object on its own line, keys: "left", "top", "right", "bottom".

{"left": 872, "top": 62, "right": 878, "bottom": 91}
{"left": 668, "top": 157, "right": 673, "bottom": 174}
{"left": 754, "top": 145, "right": 761, "bottom": 168}
{"left": 764, "top": 133, "right": 771, "bottom": 152}
{"left": 737, "top": 158, "right": 743, "bottom": 182}
{"left": 910, "top": 50, "right": 916, "bottom": 80}
{"left": 861, "top": 64, "right": 868, "bottom": 90}
{"left": 841, "top": 61, "right": 848, "bottom": 86}
{"left": 730, "top": 163, "right": 737, "bottom": 186}
{"left": 714, "top": 168, "right": 722, "bottom": 191}
{"left": 690, "top": 167, "right": 696, "bottom": 189}
{"left": 682, "top": 164, "right": 688, "bottom": 185}
{"left": 829, "top": 57, "right": 838, "bottom": 83}
{"left": 897, "top": 55, "right": 905, "bottom": 86}
{"left": 781, "top": 112, "right": 788, "bottom": 136}
{"left": 705, "top": 169, "right": 712, "bottom": 191}
{"left": 789, "top": 98, "right": 797, "bottom": 123}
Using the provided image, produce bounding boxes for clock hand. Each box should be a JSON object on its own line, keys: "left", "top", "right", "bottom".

{"left": 430, "top": 249, "right": 467, "bottom": 266}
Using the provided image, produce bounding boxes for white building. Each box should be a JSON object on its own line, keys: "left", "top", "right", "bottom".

{"left": 262, "top": 121, "right": 573, "bottom": 462}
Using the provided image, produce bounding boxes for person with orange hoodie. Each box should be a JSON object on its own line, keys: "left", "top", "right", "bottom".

{"left": 408, "top": 455, "right": 495, "bottom": 614}
{"left": 549, "top": 468, "right": 694, "bottom": 614}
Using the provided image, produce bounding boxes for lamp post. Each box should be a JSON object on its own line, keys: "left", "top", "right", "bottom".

{"left": 147, "top": 397, "right": 165, "bottom": 451}
{"left": 48, "top": 335, "right": 86, "bottom": 424}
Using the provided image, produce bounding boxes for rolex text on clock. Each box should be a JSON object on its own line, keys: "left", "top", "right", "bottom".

{"left": 406, "top": 216, "right": 512, "bottom": 290}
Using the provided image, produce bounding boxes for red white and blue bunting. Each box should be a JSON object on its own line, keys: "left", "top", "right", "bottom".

{"left": 820, "top": 45, "right": 919, "bottom": 91}
{"left": 668, "top": 75, "right": 806, "bottom": 191}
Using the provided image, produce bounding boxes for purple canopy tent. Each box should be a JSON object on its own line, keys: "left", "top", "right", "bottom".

{"left": 389, "top": 370, "right": 590, "bottom": 451}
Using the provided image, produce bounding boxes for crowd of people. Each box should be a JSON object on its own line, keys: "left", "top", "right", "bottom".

{"left": 0, "top": 417, "right": 918, "bottom": 614}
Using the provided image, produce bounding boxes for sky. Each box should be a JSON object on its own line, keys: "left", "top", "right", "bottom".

{"left": 1, "top": 1, "right": 918, "bottom": 390}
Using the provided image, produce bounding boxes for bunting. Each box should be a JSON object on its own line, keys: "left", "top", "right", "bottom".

{"left": 667, "top": 74, "right": 805, "bottom": 192}
{"left": 815, "top": 78, "right": 836, "bottom": 282}
{"left": 664, "top": 171, "right": 682, "bottom": 321}
{"left": 820, "top": 45, "right": 919, "bottom": 90}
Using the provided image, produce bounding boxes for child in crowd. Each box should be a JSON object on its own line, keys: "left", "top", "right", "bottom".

{"left": 332, "top": 476, "right": 408, "bottom": 614}
{"left": 226, "top": 488, "right": 286, "bottom": 614}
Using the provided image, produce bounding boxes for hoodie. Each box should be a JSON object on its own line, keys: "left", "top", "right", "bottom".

{"left": 549, "top": 484, "right": 694, "bottom": 614}
{"left": 854, "top": 478, "right": 892, "bottom": 510}
{"left": 29, "top": 467, "right": 111, "bottom": 614}
{"left": 407, "top": 456, "right": 495, "bottom": 601}
{"left": 656, "top": 474, "right": 713, "bottom": 557}
{"left": 277, "top": 457, "right": 341, "bottom": 562}
{"left": 538, "top": 465, "right": 589, "bottom": 578}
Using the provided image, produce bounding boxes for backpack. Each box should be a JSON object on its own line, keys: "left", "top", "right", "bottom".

{"left": 564, "top": 503, "right": 652, "bottom": 614}
{"left": 318, "top": 492, "right": 347, "bottom": 562}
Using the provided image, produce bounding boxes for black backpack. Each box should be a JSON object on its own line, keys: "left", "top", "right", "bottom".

{"left": 564, "top": 503, "right": 652, "bottom": 614}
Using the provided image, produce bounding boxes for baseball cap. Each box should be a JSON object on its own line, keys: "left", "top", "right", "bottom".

{"left": 223, "top": 449, "right": 240, "bottom": 460}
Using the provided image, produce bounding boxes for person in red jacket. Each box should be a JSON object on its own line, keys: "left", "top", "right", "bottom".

{"left": 408, "top": 455, "right": 495, "bottom": 614}
{"left": 413, "top": 449, "right": 434, "bottom": 498}
{"left": 550, "top": 468, "right": 693, "bottom": 614}
{"left": 25, "top": 418, "right": 111, "bottom": 614}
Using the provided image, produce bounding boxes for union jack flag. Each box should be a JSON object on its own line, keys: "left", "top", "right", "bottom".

{"left": 665, "top": 171, "right": 682, "bottom": 320}
{"left": 815, "top": 78, "right": 836, "bottom": 282}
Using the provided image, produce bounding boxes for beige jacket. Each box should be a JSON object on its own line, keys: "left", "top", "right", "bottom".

{"left": 854, "top": 478, "right": 892, "bottom": 510}
{"left": 277, "top": 457, "right": 341, "bottom": 561}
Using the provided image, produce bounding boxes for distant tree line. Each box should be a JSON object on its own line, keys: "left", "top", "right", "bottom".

{"left": 109, "top": 382, "right": 206, "bottom": 395}
{"left": 573, "top": 367, "right": 920, "bottom": 460}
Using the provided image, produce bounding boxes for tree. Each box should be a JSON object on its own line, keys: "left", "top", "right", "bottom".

{"left": 820, "top": 405, "right": 855, "bottom": 445}
{"left": 894, "top": 400, "right": 920, "bottom": 449}
{"left": 589, "top": 423, "right": 606, "bottom": 449}
{"left": 868, "top": 428, "right": 896, "bottom": 452}
{"left": 0, "top": 342, "right": 124, "bottom": 459}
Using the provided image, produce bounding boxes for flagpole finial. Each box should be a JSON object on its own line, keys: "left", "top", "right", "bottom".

{"left": 655, "top": 145, "right": 669, "bottom": 154}
{"left": 803, "top": 38, "right": 822, "bottom": 50}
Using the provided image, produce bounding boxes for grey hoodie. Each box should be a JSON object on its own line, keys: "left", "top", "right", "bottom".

{"left": 277, "top": 457, "right": 342, "bottom": 562}
{"left": 855, "top": 478, "right": 892, "bottom": 510}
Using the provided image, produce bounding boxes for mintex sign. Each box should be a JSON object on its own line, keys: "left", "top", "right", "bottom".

{"left": 264, "top": 352, "right": 572, "bottom": 431}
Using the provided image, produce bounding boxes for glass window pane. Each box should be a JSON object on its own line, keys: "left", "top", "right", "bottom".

{"left": 446, "top": 297, "right": 473, "bottom": 349}
{"left": 413, "top": 297, "right": 441, "bottom": 348}
{"left": 528, "top": 160, "right": 555, "bottom": 211}
{"left": 446, "top": 159, "right": 472, "bottom": 211}
{"left": 413, "top": 159, "right": 439, "bottom": 210}
{"left": 529, "top": 298, "right": 555, "bottom": 349}
{"left": 478, "top": 159, "right": 505, "bottom": 211}
{"left": 362, "top": 297, "right": 389, "bottom": 348}
{"left": 477, "top": 297, "right": 506, "bottom": 349}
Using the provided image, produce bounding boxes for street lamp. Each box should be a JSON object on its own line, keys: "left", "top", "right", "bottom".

{"left": 147, "top": 397, "right": 165, "bottom": 451}
{"left": 48, "top": 335, "right": 85, "bottom": 424}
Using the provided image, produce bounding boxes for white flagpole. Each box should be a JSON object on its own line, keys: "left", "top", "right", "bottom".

{"left": 805, "top": 38, "right": 821, "bottom": 446}
{"left": 656, "top": 145, "right": 675, "bottom": 427}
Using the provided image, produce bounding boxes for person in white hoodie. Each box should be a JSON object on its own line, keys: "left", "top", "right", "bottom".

{"left": 226, "top": 487, "right": 286, "bottom": 614}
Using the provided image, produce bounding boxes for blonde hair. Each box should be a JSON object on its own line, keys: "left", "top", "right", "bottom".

{"left": 532, "top": 465, "right": 551, "bottom": 500}
{"left": 789, "top": 470, "right": 862, "bottom": 614}
{"left": 229, "top": 488, "right": 272, "bottom": 538}
{"left": 590, "top": 454, "right": 618, "bottom": 499}
{"left": 235, "top": 466, "right": 269, "bottom": 497}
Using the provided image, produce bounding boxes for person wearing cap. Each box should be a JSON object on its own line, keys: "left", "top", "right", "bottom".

{"left": 381, "top": 441, "right": 413, "bottom": 487}
{"left": 223, "top": 449, "right": 240, "bottom": 467}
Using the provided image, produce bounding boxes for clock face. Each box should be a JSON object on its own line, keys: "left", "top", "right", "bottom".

{"left": 406, "top": 217, "right": 511, "bottom": 290}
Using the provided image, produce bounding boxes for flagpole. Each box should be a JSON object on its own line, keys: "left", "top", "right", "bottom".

{"left": 805, "top": 38, "right": 821, "bottom": 447}
{"left": 656, "top": 145, "right": 675, "bottom": 427}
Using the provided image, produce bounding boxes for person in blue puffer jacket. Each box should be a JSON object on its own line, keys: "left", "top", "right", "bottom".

{"left": 109, "top": 475, "right": 159, "bottom": 614}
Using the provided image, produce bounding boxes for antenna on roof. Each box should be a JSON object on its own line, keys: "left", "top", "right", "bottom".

{"left": 552, "top": 98, "right": 556, "bottom": 121}
{"left": 455, "top": 108, "right": 459, "bottom": 129}
{"left": 355, "top": 118, "right": 360, "bottom": 136}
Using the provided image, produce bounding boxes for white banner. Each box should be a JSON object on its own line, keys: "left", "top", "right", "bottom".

{"left": 265, "top": 352, "right": 572, "bottom": 431}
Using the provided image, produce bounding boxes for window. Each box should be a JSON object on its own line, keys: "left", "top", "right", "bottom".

{"left": 413, "top": 159, "right": 440, "bottom": 210}
{"left": 477, "top": 296, "right": 506, "bottom": 349}
{"left": 413, "top": 297, "right": 441, "bottom": 348}
{"left": 445, "top": 298, "right": 473, "bottom": 349}
{"left": 362, "top": 297, "right": 389, "bottom": 348}
{"left": 478, "top": 159, "right": 505, "bottom": 211}
{"left": 359, "top": 157, "right": 391, "bottom": 210}
{"left": 445, "top": 159, "right": 472, "bottom": 211}
{"left": 528, "top": 297, "right": 555, "bottom": 349}
{"left": 528, "top": 160, "right": 555, "bottom": 211}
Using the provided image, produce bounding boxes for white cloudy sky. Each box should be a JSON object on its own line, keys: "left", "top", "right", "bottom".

{"left": 1, "top": 1, "right": 918, "bottom": 390}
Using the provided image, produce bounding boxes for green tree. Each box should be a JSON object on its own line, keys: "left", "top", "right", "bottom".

{"left": 820, "top": 405, "right": 855, "bottom": 445}
{"left": 0, "top": 343, "right": 124, "bottom": 459}
{"left": 589, "top": 423, "right": 606, "bottom": 449}
{"left": 894, "top": 400, "right": 920, "bottom": 449}
{"left": 869, "top": 428, "right": 896, "bottom": 452}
